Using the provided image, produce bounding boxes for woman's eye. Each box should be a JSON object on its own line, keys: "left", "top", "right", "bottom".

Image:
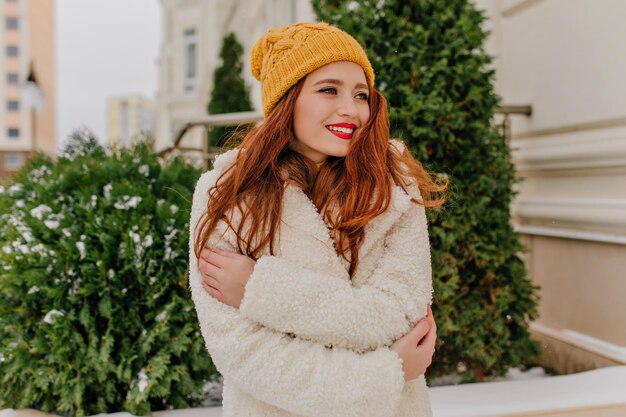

{"left": 320, "top": 87, "right": 337, "bottom": 94}
{"left": 356, "top": 92, "right": 369, "bottom": 100}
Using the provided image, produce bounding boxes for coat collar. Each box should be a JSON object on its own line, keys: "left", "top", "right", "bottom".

{"left": 281, "top": 181, "right": 414, "bottom": 262}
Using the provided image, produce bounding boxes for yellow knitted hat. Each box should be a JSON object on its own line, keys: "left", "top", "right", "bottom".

{"left": 251, "top": 22, "right": 375, "bottom": 117}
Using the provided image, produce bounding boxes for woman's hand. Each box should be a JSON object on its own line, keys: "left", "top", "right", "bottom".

{"left": 390, "top": 305, "right": 437, "bottom": 382}
{"left": 199, "top": 247, "right": 256, "bottom": 308}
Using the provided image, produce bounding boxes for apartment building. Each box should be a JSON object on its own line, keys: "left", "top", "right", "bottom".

{"left": 107, "top": 94, "right": 156, "bottom": 149}
{"left": 0, "top": 0, "right": 55, "bottom": 182}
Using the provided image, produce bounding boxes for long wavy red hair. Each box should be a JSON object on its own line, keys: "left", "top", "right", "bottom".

{"left": 195, "top": 78, "right": 446, "bottom": 277}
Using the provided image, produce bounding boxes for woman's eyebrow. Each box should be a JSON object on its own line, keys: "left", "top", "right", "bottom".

{"left": 313, "top": 78, "right": 369, "bottom": 90}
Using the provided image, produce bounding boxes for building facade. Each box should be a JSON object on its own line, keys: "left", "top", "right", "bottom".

{"left": 155, "top": 0, "right": 314, "bottom": 153}
{"left": 474, "top": 0, "right": 626, "bottom": 372}
{"left": 0, "top": 0, "right": 55, "bottom": 182}
{"left": 107, "top": 94, "right": 156, "bottom": 149}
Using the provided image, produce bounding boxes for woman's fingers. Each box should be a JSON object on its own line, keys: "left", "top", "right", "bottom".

{"left": 419, "top": 320, "right": 437, "bottom": 353}
{"left": 200, "top": 247, "right": 229, "bottom": 268}
{"left": 202, "top": 281, "right": 223, "bottom": 301}
{"left": 202, "top": 270, "right": 220, "bottom": 289}
{"left": 407, "top": 319, "right": 431, "bottom": 346}
{"left": 200, "top": 257, "right": 223, "bottom": 280}
{"left": 213, "top": 247, "right": 240, "bottom": 258}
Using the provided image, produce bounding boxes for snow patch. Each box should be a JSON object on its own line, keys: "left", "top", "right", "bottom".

{"left": 8, "top": 184, "right": 23, "bottom": 195}
{"left": 29, "top": 165, "right": 52, "bottom": 181}
{"left": 44, "top": 220, "right": 60, "bottom": 229}
{"left": 31, "top": 244, "right": 46, "bottom": 254}
{"left": 30, "top": 204, "right": 52, "bottom": 219}
{"left": 16, "top": 243, "right": 30, "bottom": 254}
{"left": 164, "top": 228, "right": 178, "bottom": 261}
{"left": 103, "top": 183, "right": 113, "bottom": 199}
{"left": 43, "top": 309, "right": 65, "bottom": 324}
{"left": 139, "top": 164, "right": 150, "bottom": 176}
{"left": 129, "top": 231, "right": 141, "bottom": 245}
{"left": 76, "top": 241, "right": 86, "bottom": 259}
{"left": 114, "top": 195, "right": 142, "bottom": 210}
{"left": 137, "top": 368, "right": 148, "bottom": 393}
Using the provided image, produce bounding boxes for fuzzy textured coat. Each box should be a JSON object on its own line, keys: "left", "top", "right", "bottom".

{"left": 188, "top": 142, "right": 434, "bottom": 417}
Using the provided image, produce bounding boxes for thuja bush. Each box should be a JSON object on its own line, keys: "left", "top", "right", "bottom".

{"left": 0, "top": 131, "right": 216, "bottom": 415}
{"left": 207, "top": 32, "right": 254, "bottom": 147}
{"left": 313, "top": 0, "right": 540, "bottom": 381}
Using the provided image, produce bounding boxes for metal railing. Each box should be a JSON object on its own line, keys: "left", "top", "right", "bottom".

{"left": 495, "top": 105, "right": 533, "bottom": 140}
{"left": 157, "top": 111, "right": 263, "bottom": 169}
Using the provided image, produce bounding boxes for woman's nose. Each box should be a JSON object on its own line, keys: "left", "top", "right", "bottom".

{"left": 337, "top": 95, "right": 359, "bottom": 117}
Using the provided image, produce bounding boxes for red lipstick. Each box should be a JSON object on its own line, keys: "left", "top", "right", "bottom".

{"left": 326, "top": 123, "right": 357, "bottom": 140}
{"left": 328, "top": 122, "right": 357, "bottom": 129}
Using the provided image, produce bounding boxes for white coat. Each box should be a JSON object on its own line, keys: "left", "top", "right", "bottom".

{"left": 188, "top": 141, "right": 434, "bottom": 417}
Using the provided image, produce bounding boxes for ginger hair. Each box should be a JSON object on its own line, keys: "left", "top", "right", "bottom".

{"left": 195, "top": 78, "right": 446, "bottom": 277}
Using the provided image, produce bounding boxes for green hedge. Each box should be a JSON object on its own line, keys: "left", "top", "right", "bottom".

{"left": 207, "top": 32, "right": 254, "bottom": 147}
{"left": 313, "top": 0, "right": 541, "bottom": 381}
{"left": 0, "top": 132, "right": 215, "bottom": 416}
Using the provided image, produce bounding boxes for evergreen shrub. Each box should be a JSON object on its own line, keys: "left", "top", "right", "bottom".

{"left": 0, "top": 131, "right": 216, "bottom": 415}
{"left": 313, "top": 0, "right": 541, "bottom": 381}
{"left": 207, "top": 33, "right": 254, "bottom": 147}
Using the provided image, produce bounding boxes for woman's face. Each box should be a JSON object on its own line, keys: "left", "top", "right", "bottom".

{"left": 292, "top": 61, "right": 370, "bottom": 163}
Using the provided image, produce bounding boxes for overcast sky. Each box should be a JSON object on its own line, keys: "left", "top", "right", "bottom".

{"left": 57, "top": 0, "right": 161, "bottom": 148}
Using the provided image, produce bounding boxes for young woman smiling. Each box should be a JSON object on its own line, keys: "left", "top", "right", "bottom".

{"left": 189, "top": 22, "right": 446, "bottom": 417}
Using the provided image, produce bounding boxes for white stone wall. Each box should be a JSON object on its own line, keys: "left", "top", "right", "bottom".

{"left": 474, "top": 0, "right": 626, "bottom": 237}
{"left": 473, "top": 0, "right": 626, "bottom": 368}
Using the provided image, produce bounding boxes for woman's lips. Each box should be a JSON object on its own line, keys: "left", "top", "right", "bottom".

{"left": 326, "top": 127, "right": 353, "bottom": 140}
{"left": 326, "top": 123, "right": 357, "bottom": 140}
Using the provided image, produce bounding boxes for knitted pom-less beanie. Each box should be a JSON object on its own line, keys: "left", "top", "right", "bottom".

{"left": 251, "top": 22, "right": 375, "bottom": 117}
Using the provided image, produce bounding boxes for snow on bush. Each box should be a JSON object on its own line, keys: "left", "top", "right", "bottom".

{"left": 0, "top": 130, "right": 217, "bottom": 416}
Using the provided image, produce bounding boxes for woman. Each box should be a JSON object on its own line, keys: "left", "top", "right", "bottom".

{"left": 189, "top": 22, "right": 445, "bottom": 417}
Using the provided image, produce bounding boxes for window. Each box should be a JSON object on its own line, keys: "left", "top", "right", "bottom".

{"left": 4, "top": 153, "right": 24, "bottom": 170}
{"left": 7, "top": 100, "right": 19, "bottom": 111}
{"left": 186, "top": 42, "right": 197, "bottom": 78}
{"left": 119, "top": 101, "right": 129, "bottom": 147}
{"left": 5, "top": 18, "right": 18, "bottom": 30}
{"left": 183, "top": 28, "right": 197, "bottom": 92}
{"left": 7, "top": 128, "right": 19, "bottom": 139}
{"left": 6, "top": 73, "right": 18, "bottom": 84}
{"left": 6, "top": 46, "right": 18, "bottom": 57}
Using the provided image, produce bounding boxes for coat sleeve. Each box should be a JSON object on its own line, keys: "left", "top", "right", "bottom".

{"left": 239, "top": 186, "right": 433, "bottom": 354}
{"left": 190, "top": 169, "right": 406, "bottom": 417}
